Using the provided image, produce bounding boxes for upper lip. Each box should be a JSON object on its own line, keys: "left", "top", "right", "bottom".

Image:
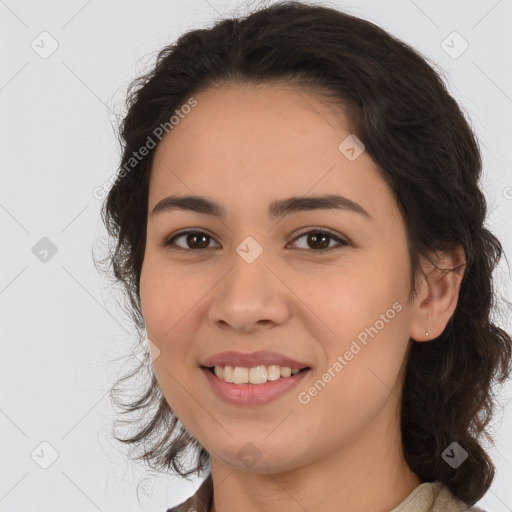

{"left": 200, "top": 350, "right": 311, "bottom": 369}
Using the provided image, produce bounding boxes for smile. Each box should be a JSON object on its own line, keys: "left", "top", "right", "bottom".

{"left": 201, "top": 365, "right": 311, "bottom": 405}
{"left": 206, "top": 364, "right": 308, "bottom": 384}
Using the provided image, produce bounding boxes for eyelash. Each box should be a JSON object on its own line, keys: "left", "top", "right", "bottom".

{"left": 163, "top": 228, "right": 349, "bottom": 254}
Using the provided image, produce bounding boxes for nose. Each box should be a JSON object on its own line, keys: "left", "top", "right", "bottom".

{"left": 208, "top": 251, "right": 290, "bottom": 334}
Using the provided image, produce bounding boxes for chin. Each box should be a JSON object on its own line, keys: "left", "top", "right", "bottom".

{"left": 211, "top": 440, "right": 303, "bottom": 475}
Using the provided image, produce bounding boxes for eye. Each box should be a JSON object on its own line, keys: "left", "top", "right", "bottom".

{"left": 163, "top": 228, "right": 349, "bottom": 253}
{"left": 164, "top": 230, "right": 220, "bottom": 251}
{"left": 288, "top": 228, "right": 349, "bottom": 253}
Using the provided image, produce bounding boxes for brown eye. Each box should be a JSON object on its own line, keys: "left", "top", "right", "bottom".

{"left": 290, "top": 229, "right": 349, "bottom": 253}
{"left": 163, "top": 228, "right": 348, "bottom": 254}
{"left": 164, "top": 231, "right": 219, "bottom": 251}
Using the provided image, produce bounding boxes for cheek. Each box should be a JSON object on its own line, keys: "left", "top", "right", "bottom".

{"left": 296, "top": 305, "right": 409, "bottom": 454}
{"left": 140, "top": 266, "right": 186, "bottom": 385}
{"left": 307, "top": 261, "right": 401, "bottom": 340}
{"left": 139, "top": 258, "right": 207, "bottom": 417}
{"left": 305, "top": 259, "right": 410, "bottom": 398}
{"left": 140, "top": 255, "right": 196, "bottom": 339}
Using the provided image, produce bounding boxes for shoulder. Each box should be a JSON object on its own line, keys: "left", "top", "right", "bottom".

{"left": 433, "top": 482, "right": 488, "bottom": 512}
{"left": 390, "top": 481, "right": 489, "bottom": 512}
{"left": 164, "top": 476, "right": 489, "bottom": 512}
{"left": 164, "top": 473, "right": 213, "bottom": 512}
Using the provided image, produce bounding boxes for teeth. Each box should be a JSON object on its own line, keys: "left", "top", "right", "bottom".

{"left": 268, "top": 364, "right": 282, "bottom": 381}
{"left": 233, "top": 366, "right": 249, "bottom": 384}
{"left": 211, "top": 364, "right": 304, "bottom": 384}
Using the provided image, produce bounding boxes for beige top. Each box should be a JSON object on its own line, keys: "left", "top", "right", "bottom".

{"left": 165, "top": 473, "right": 487, "bottom": 512}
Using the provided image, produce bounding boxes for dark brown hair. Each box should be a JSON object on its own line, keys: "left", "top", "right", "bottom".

{"left": 95, "top": 0, "right": 512, "bottom": 506}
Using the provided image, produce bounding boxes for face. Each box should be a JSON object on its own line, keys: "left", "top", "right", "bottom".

{"left": 139, "top": 82, "right": 419, "bottom": 474}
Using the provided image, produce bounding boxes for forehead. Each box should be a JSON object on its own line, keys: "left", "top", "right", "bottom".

{"left": 155, "top": 81, "right": 351, "bottom": 157}
{"left": 148, "top": 82, "right": 399, "bottom": 226}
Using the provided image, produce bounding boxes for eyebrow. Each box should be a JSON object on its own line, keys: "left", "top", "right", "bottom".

{"left": 150, "top": 193, "right": 372, "bottom": 220}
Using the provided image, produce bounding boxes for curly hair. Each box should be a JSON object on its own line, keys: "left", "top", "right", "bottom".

{"left": 94, "top": 0, "right": 512, "bottom": 506}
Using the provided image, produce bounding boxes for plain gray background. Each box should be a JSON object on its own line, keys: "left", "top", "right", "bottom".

{"left": 1, "top": 0, "right": 511, "bottom": 511}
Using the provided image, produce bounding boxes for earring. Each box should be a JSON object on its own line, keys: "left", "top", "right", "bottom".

{"left": 425, "top": 329, "right": 429, "bottom": 339}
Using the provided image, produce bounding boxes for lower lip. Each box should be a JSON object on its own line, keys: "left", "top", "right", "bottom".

{"left": 201, "top": 367, "right": 311, "bottom": 406}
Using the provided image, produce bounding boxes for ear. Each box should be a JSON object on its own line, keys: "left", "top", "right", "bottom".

{"left": 409, "top": 245, "right": 466, "bottom": 342}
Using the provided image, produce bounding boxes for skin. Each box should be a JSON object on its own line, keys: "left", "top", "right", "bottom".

{"left": 139, "top": 82, "right": 465, "bottom": 512}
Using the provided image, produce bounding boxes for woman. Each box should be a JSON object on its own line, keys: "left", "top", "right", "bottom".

{"left": 98, "top": 1, "right": 512, "bottom": 511}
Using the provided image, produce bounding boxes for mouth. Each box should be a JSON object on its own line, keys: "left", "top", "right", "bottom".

{"left": 200, "top": 364, "right": 312, "bottom": 405}
{"left": 201, "top": 364, "right": 311, "bottom": 384}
